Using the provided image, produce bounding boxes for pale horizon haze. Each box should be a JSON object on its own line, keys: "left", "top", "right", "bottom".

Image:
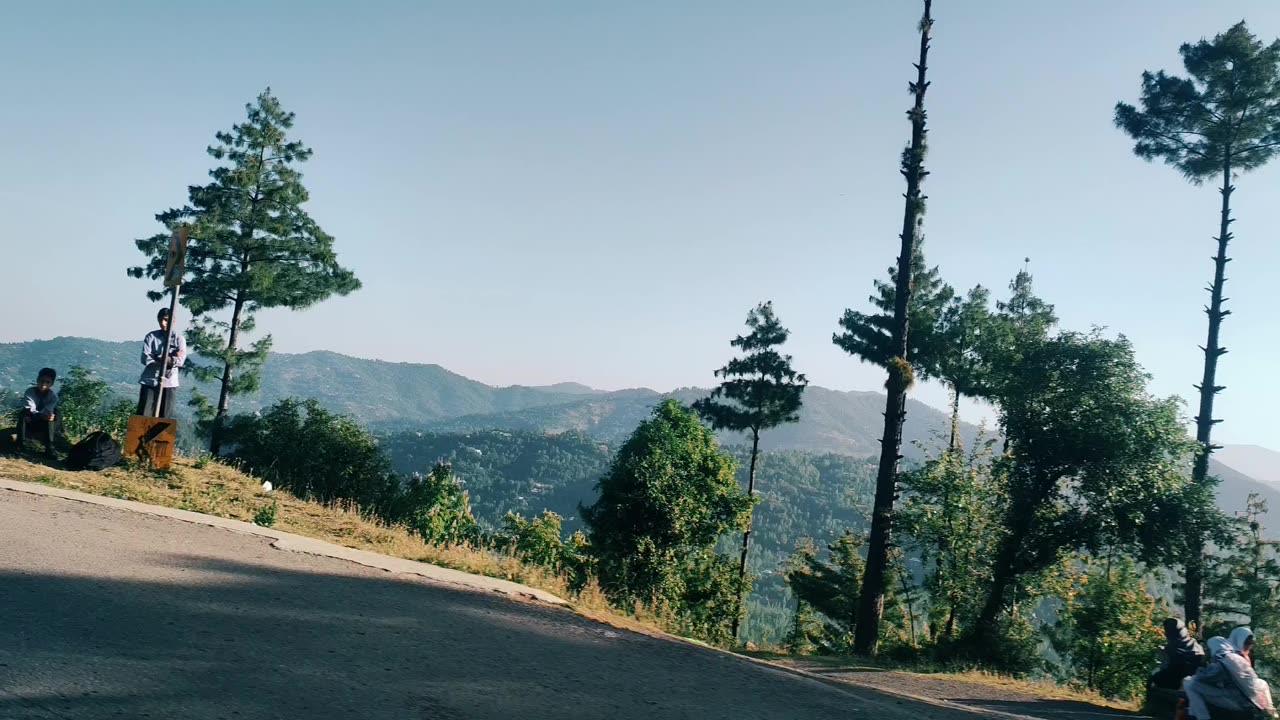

{"left": 2, "top": 1, "right": 1278, "bottom": 448}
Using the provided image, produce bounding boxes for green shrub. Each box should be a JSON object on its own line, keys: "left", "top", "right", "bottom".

{"left": 253, "top": 500, "right": 278, "bottom": 528}
{"left": 56, "top": 366, "right": 134, "bottom": 443}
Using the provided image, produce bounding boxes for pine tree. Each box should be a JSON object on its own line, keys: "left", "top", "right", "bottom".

{"left": 129, "top": 89, "right": 361, "bottom": 454}
{"left": 785, "top": 532, "right": 866, "bottom": 653}
{"left": 830, "top": 0, "right": 936, "bottom": 656}
{"left": 835, "top": 243, "right": 955, "bottom": 382}
{"left": 1115, "top": 22, "right": 1280, "bottom": 627}
{"left": 984, "top": 267, "right": 1057, "bottom": 456}
{"left": 783, "top": 539, "right": 824, "bottom": 654}
{"left": 1204, "top": 493, "right": 1280, "bottom": 673}
{"left": 988, "top": 265, "right": 1057, "bottom": 370}
{"left": 694, "top": 301, "right": 808, "bottom": 642}
{"left": 936, "top": 285, "right": 992, "bottom": 449}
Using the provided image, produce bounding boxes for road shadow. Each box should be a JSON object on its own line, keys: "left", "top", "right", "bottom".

{"left": 0, "top": 552, "right": 963, "bottom": 720}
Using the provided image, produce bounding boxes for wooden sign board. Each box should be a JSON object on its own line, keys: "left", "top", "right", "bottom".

{"left": 125, "top": 415, "right": 179, "bottom": 470}
{"left": 163, "top": 226, "right": 189, "bottom": 288}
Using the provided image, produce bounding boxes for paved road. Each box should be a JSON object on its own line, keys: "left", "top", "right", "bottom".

{"left": 0, "top": 488, "right": 990, "bottom": 720}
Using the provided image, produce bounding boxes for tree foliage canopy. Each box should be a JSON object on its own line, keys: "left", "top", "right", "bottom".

{"left": 833, "top": 244, "right": 954, "bottom": 382}
{"left": 694, "top": 301, "right": 808, "bottom": 435}
{"left": 582, "top": 399, "right": 752, "bottom": 626}
{"left": 129, "top": 89, "right": 360, "bottom": 450}
{"left": 1115, "top": 22, "right": 1280, "bottom": 182}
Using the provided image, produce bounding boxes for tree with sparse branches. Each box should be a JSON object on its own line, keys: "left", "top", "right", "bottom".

{"left": 1115, "top": 22, "right": 1280, "bottom": 627}
{"left": 694, "top": 301, "right": 808, "bottom": 642}
{"left": 936, "top": 285, "right": 992, "bottom": 449}
{"left": 830, "top": 0, "right": 935, "bottom": 656}
{"left": 129, "top": 89, "right": 361, "bottom": 454}
{"left": 835, "top": 244, "right": 955, "bottom": 385}
{"left": 1204, "top": 493, "right": 1280, "bottom": 674}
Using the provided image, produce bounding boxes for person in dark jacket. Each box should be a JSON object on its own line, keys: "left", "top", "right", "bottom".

{"left": 16, "top": 367, "right": 63, "bottom": 457}
{"left": 1151, "top": 618, "right": 1206, "bottom": 690}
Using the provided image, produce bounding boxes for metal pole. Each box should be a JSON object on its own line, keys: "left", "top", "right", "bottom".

{"left": 154, "top": 283, "right": 181, "bottom": 418}
{"left": 153, "top": 225, "right": 188, "bottom": 420}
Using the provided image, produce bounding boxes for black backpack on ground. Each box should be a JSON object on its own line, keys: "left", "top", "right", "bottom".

{"left": 68, "top": 431, "right": 123, "bottom": 471}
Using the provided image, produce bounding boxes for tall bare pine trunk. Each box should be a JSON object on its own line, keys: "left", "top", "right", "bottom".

{"left": 853, "top": 0, "right": 934, "bottom": 656}
{"left": 1184, "top": 156, "right": 1235, "bottom": 628}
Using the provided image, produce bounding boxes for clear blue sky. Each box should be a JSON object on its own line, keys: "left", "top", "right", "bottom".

{"left": 2, "top": 1, "right": 1278, "bottom": 448}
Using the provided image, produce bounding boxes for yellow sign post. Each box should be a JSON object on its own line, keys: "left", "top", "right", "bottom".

{"left": 125, "top": 416, "right": 178, "bottom": 469}
{"left": 163, "top": 226, "right": 188, "bottom": 288}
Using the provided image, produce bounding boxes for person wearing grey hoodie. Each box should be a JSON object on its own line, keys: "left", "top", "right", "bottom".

{"left": 1184, "top": 627, "right": 1276, "bottom": 720}
{"left": 15, "top": 367, "right": 62, "bottom": 457}
{"left": 137, "top": 307, "right": 186, "bottom": 419}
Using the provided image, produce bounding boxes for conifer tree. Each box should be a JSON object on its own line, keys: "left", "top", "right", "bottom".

{"left": 695, "top": 301, "right": 808, "bottom": 641}
{"left": 835, "top": 244, "right": 955, "bottom": 382}
{"left": 830, "top": 0, "right": 935, "bottom": 656}
{"left": 783, "top": 539, "right": 824, "bottom": 654}
{"left": 1204, "top": 493, "right": 1280, "bottom": 672}
{"left": 785, "top": 532, "right": 866, "bottom": 653}
{"left": 1115, "top": 23, "right": 1280, "bottom": 626}
{"left": 130, "top": 89, "right": 361, "bottom": 454}
{"left": 936, "top": 285, "right": 992, "bottom": 449}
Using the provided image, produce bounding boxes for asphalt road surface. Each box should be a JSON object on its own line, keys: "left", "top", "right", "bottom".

{"left": 0, "top": 487, "right": 992, "bottom": 720}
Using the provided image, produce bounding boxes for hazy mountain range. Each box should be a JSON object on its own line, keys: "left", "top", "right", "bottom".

{"left": 0, "top": 336, "right": 971, "bottom": 459}
{"left": 3, "top": 336, "right": 1277, "bottom": 512}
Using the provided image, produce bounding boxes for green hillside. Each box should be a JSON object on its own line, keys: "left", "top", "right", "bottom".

{"left": 6, "top": 335, "right": 1276, "bottom": 537}
{"left": 418, "top": 386, "right": 971, "bottom": 461}
{"left": 379, "top": 429, "right": 877, "bottom": 646}
{"left": 0, "top": 336, "right": 967, "bottom": 459}
{"left": 0, "top": 337, "right": 591, "bottom": 423}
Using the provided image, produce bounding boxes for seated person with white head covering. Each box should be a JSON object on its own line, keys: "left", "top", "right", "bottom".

{"left": 1184, "top": 627, "right": 1276, "bottom": 720}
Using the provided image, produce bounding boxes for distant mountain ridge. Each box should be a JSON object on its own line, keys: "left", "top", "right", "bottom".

{"left": 0, "top": 336, "right": 967, "bottom": 459}
{"left": 0, "top": 337, "right": 598, "bottom": 423}
{"left": 1216, "top": 445, "right": 1280, "bottom": 488}
{"left": 3, "top": 337, "right": 1277, "bottom": 511}
{"left": 416, "top": 385, "right": 974, "bottom": 460}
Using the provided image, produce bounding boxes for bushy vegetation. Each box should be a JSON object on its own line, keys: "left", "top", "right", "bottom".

{"left": 1048, "top": 557, "right": 1164, "bottom": 699}
{"left": 53, "top": 366, "right": 134, "bottom": 443}
{"left": 582, "top": 399, "right": 752, "bottom": 644}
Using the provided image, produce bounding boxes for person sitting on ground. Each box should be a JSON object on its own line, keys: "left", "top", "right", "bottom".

{"left": 16, "top": 368, "right": 63, "bottom": 457}
{"left": 1184, "top": 627, "right": 1277, "bottom": 720}
{"left": 1152, "top": 617, "right": 1206, "bottom": 690}
{"left": 138, "top": 307, "right": 186, "bottom": 418}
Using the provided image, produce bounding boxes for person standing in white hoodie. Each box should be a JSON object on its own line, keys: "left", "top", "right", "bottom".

{"left": 137, "top": 307, "right": 186, "bottom": 419}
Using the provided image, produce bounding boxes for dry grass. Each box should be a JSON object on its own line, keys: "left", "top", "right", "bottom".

{"left": 750, "top": 651, "right": 1142, "bottom": 713}
{"left": 937, "top": 670, "right": 1141, "bottom": 712}
{"left": 0, "top": 454, "right": 671, "bottom": 638}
